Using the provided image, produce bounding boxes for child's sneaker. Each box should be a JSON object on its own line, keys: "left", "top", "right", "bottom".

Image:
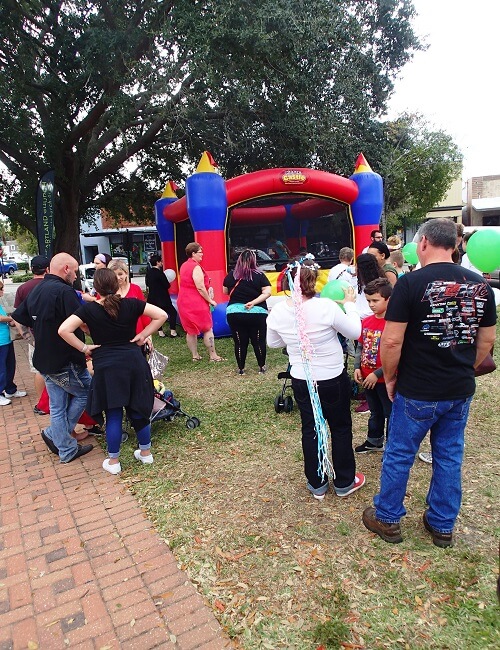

{"left": 0, "top": 395, "right": 11, "bottom": 406}
{"left": 335, "top": 473, "right": 366, "bottom": 497}
{"left": 355, "top": 440, "right": 384, "bottom": 453}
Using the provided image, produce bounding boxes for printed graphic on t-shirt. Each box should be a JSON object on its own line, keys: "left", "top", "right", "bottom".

{"left": 420, "top": 280, "right": 488, "bottom": 348}
{"left": 361, "top": 328, "right": 381, "bottom": 370}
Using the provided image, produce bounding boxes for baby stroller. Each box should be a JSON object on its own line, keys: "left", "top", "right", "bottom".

{"left": 274, "top": 349, "right": 294, "bottom": 413}
{"left": 151, "top": 380, "right": 200, "bottom": 429}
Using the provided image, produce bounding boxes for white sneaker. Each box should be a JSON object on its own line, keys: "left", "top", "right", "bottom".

{"left": 134, "top": 449, "right": 154, "bottom": 464}
{"left": 102, "top": 459, "right": 121, "bottom": 475}
{"left": 0, "top": 395, "right": 12, "bottom": 406}
{"left": 4, "top": 390, "right": 27, "bottom": 398}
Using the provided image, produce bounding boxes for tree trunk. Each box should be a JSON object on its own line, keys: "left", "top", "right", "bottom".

{"left": 54, "top": 185, "right": 82, "bottom": 261}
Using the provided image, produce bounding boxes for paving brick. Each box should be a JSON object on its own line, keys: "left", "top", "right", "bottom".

{"left": 71, "top": 561, "right": 95, "bottom": 586}
{"left": 60, "top": 610, "right": 86, "bottom": 633}
{"left": 63, "top": 617, "right": 114, "bottom": 646}
{"left": 120, "top": 627, "right": 175, "bottom": 650}
{"left": 40, "top": 523, "right": 60, "bottom": 539}
{"left": 53, "top": 576, "right": 76, "bottom": 595}
{"left": 45, "top": 546, "right": 68, "bottom": 564}
{"left": 101, "top": 575, "right": 147, "bottom": 602}
{"left": 80, "top": 591, "right": 109, "bottom": 624}
{"left": 145, "top": 571, "right": 186, "bottom": 597}
{"left": 8, "top": 581, "right": 32, "bottom": 609}
{"left": 168, "top": 606, "right": 215, "bottom": 637}
{"left": 176, "top": 622, "right": 225, "bottom": 650}
{"left": 115, "top": 611, "right": 167, "bottom": 642}
{"left": 111, "top": 599, "right": 159, "bottom": 629}
{"left": 0, "top": 603, "right": 33, "bottom": 626}
{"left": 10, "top": 616, "right": 39, "bottom": 650}
{"left": 5, "top": 553, "right": 26, "bottom": 577}
{"left": 92, "top": 632, "right": 120, "bottom": 650}
{"left": 97, "top": 565, "right": 139, "bottom": 590}
{"left": 33, "top": 585, "right": 57, "bottom": 614}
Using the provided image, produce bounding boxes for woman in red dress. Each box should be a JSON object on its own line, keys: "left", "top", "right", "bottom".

{"left": 177, "top": 242, "right": 224, "bottom": 362}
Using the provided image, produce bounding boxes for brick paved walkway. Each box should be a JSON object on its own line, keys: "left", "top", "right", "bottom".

{"left": 0, "top": 339, "right": 231, "bottom": 650}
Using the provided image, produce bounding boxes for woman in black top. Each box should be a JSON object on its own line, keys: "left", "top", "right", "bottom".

{"left": 58, "top": 269, "right": 167, "bottom": 475}
{"left": 145, "top": 254, "right": 178, "bottom": 337}
{"left": 223, "top": 249, "right": 271, "bottom": 374}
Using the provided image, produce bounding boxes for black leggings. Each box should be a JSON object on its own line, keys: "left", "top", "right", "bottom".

{"left": 226, "top": 312, "right": 267, "bottom": 370}
{"left": 160, "top": 299, "right": 178, "bottom": 331}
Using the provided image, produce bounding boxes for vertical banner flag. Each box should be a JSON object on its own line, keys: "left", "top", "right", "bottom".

{"left": 36, "top": 170, "right": 56, "bottom": 257}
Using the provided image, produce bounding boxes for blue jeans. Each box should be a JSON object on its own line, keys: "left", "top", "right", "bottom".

{"left": 105, "top": 407, "right": 152, "bottom": 458}
{"left": 0, "top": 342, "right": 17, "bottom": 395}
{"left": 374, "top": 392, "right": 472, "bottom": 533}
{"left": 44, "top": 364, "right": 92, "bottom": 462}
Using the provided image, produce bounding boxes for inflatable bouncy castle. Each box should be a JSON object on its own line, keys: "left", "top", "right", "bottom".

{"left": 155, "top": 152, "right": 383, "bottom": 336}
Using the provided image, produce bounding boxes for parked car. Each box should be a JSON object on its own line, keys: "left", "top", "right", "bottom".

{"left": 0, "top": 259, "right": 18, "bottom": 276}
{"left": 79, "top": 264, "right": 96, "bottom": 292}
{"left": 231, "top": 248, "right": 276, "bottom": 272}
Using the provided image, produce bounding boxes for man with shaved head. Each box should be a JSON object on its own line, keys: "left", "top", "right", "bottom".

{"left": 12, "top": 253, "right": 93, "bottom": 463}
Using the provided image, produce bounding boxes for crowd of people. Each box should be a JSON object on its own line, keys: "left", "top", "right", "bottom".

{"left": 2, "top": 220, "right": 497, "bottom": 548}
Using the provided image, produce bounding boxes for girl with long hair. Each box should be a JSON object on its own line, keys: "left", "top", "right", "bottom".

{"left": 267, "top": 261, "right": 364, "bottom": 500}
{"left": 58, "top": 269, "right": 167, "bottom": 475}
{"left": 223, "top": 249, "right": 272, "bottom": 374}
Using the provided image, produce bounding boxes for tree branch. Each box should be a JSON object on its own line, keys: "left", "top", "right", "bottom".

{"left": 85, "top": 73, "right": 194, "bottom": 192}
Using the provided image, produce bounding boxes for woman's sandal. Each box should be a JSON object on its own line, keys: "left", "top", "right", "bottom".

{"left": 192, "top": 356, "right": 202, "bottom": 361}
{"left": 209, "top": 357, "right": 227, "bottom": 362}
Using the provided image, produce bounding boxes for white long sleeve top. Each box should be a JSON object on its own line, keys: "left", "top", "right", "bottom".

{"left": 266, "top": 297, "right": 361, "bottom": 380}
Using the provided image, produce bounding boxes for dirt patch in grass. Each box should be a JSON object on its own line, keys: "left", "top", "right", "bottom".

{"left": 117, "top": 329, "right": 500, "bottom": 649}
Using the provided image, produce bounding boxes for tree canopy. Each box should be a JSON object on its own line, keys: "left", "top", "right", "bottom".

{"left": 379, "top": 114, "right": 463, "bottom": 233}
{"left": 0, "top": 0, "right": 424, "bottom": 256}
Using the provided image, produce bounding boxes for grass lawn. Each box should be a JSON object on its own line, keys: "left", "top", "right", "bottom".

{"left": 112, "top": 317, "right": 500, "bottom": 649}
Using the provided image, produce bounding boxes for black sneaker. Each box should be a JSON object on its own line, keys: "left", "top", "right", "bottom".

{"left": 355, "top": 440, "right": 384, "bottom": 453}
{"left": 34, "top": 406, "right": 49, "bottom": 415}
{"left": 85, "top": 424, "right": 105, "bottom": 436}
{"left": 41, "top": 430, "right": 59, "bottom": 455}
{"left": 64, "top": 444, "right": 94, "bottom": 463}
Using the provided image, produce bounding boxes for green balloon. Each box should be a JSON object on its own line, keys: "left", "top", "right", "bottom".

{"left": 320, "top": 279, "right": 350, "bottom": 312}
{"left": 402, "top": 242, "right": 418, "bottom": 265}
{"left": 466, "top": 229, "right": 500, "bottom": 273}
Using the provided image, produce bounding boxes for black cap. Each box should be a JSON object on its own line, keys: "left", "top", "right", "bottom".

{"left": 30, "top": 255, "right": 50, "bottom": 271}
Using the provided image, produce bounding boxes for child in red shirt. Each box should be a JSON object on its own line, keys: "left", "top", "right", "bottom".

{"left": 354, "top": 278, "right": 393, "bottom": 453}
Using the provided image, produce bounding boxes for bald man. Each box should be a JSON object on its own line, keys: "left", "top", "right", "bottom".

{"left": 12, "top": 253, "right": 93, "bottom": 463}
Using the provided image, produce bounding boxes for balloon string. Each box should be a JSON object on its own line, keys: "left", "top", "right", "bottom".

{"left": 287, "top": 266, "right": 334, "bottom": 482}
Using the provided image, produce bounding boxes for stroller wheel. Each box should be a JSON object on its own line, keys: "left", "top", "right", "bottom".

{"left": 186, "top": 418, "right": 198, "bottom": 429}
{"left": 283, "top": 396, "right": 294, "bottom": 413}
{"left": 189, "top": 417, "right": 200, "bottom": 427}
{"left": 274, "top": 395, "right": 284, "bottom": 413}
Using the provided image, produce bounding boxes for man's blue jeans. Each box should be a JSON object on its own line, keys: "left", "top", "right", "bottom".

{"left": 44, "top": 364, "right": 92, "bottom": 463}
{"left": 374, "top": 392, "right": 472, "bottom": 534}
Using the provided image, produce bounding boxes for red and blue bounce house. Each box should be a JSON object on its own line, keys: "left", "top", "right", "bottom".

{"left": 155, "top": 152, "right": 383, "bottom": 336}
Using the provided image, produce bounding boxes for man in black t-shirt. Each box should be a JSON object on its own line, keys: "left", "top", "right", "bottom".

{"left": 362, "top": 219, "right": 497, "bottom": 548}
{"left": 12, "top": 253, "right": 93, "bottom": 463}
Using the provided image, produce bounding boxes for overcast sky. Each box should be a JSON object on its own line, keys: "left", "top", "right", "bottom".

{"left": 387, "top": 0, "right": 498, "bottom": 181}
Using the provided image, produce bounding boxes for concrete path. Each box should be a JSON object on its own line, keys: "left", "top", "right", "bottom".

{"left": 0, "top": 327, "right": 231, "bottom": 649}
